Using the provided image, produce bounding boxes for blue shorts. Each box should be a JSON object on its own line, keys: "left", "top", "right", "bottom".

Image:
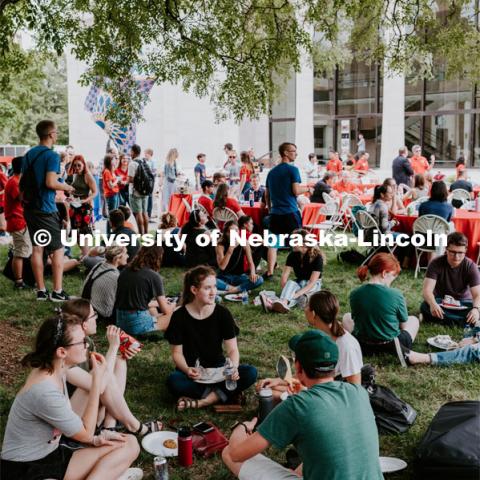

{"left": 116, "top": 309, "right": 156, "bottom": 335}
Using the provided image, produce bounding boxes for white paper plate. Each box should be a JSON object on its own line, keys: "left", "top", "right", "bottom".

{"left": 379, "top": 456, "right": 407, "bottom": 473}
{"left": 427, "top": 336, "right": 459, "bottom": 350}
{"left": 142, "top": 431, "right": 178, "bottom": 457}
{"left": 439, "top": 303, "right": 468, "bottom": 310}
{"left": 225, "top": 294, "right": 245, "bottom": 302}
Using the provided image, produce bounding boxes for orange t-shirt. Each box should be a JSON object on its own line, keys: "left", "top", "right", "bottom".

{"left": 240, "top": 166, "right": 253, "bottom": 183}
{"left": 102, "top": 169, "right": 119, "bottom": 197}
{"left": 410, "top": 156, "right": 430, "bottom": 175}
{"left": 326, "top": 159, "right": 343, "bottom": 173}
{"left": 354, "top": 159, "right": 369, "bottom": 171}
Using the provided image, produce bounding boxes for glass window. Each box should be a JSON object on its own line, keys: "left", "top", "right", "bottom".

{"left": 313, "top": 73, "right": 334, "bottom": 161}
{"left": 405, "top": 75, "right": 423, "bottom": 112}
{"left": 424, "top": 113, "right": 471, "bottom": 165}
{"left": 313, "top": 75, "right": 334, "bottom": 116}
{"left": 314, "top": 123, "right": 334, "bottom": 161}
{"left": 337, "top": 60, "right": 377, "bottom": 115}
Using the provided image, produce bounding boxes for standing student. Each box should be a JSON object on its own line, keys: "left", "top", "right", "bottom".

{"left": 22, "top": 120, "right": 75, "bottom": 301}
{"left": 115, "top": 154, "right": 130, "bottom": 206}
{"left": 162, "top": 148, "right": 179, "bottom": 213}
{"left": 194, "top": 153, "right": 207, "bottom": 191}
{"left": 239, "top": 151, "right": 255, "bottom": 195}
{"left": 144, "top": 148, "right": 156, "bottom": 219}
{"left": 102, "top": 154, "right": 120, "bottom": 235}
{"left": 128, "top": 144, "right": 151, "bottom": 235}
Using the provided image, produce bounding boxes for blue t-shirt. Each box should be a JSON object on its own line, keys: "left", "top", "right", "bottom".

{"left": 22, "top": 145, "right": 60, "bottom": 213}
{"left": 194, "top": 163, "right": 206, "bottom": 185}
{"left": 266, "top": 162, "right": 301, "bottom": 214}
{"left": 418, "top": 200, "right": 453, "bottom": 222}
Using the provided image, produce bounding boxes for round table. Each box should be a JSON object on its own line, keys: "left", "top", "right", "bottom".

{"left": 242, "top": 203, "right": 267, "bottom": 227}
{"left": 168, "top": 193, "right": 192, "bottom": 227}
{"left": 394, "top": 210, "right": 480, "bottom": 260}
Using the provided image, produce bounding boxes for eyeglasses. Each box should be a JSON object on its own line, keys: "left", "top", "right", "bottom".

{"left": 73, "top": 163, "right": 83, "bottom": 168}
{"left": 229, "top": 156, "right": 236, "bottom": 159}
{"left": 49, "top": 130, "right": 58, "bottom": 136}
{"left": 86, "top": 312, "right": 98, "bottom": 321}
{"left": 64, "top": 337, "right": 89, "bottom": 349}
{"left": 446, "top": 249, "right": 466, "bottom": 257}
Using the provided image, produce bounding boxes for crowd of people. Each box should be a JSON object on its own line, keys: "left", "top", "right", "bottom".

{"left": 0, "top": 120, "right": 479, "bottom": 479}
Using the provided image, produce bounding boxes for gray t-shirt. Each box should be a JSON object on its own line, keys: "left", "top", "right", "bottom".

{"left": 1, "top": 379, "right": 83, "bottom": 461}
{"left": 83, "top": 261, "right": 119, "bottom": 318}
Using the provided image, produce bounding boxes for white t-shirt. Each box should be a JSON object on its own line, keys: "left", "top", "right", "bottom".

{"left": 128, "top": 159, "right": 140, "bottom": 196}
{"left": 335, "top": 331, "right": 363, "bottom": 379}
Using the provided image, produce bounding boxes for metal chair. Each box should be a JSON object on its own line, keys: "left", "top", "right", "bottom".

{"left": 340, "top": 194, "right": 364, "bottom": 232}
{"left": 322, "top": 192, "right": 334, "bottom": 204}
{"left": 304, "top": 201, "right": 343, "bottom": 249}
{"left": 450, "top": 189, "right": 471, "bottom": 208}
{"left": 407, "top": 196, "right": 429, "bottom": 215}
{"left": 412, "top": 214, "right": 450, "bottom": 278}
{"left": 212, "top": 206, "right": 238, "bottom": 225}
{"left": 354, "top": 210, "right": 396, "bottom": 265}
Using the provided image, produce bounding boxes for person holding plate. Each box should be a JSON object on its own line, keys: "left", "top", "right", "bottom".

{"left": 420, "top": 232, "right": 480, "bottom": 325}
{"left": 165, "top": 266, "right": 257, "bottom": 410}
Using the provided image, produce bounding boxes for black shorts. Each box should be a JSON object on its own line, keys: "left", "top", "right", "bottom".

{"left": 269, "top": 211, "right": 302, "bottom": 235}
{"left": 358, "top": 330, "right": 413, "bottom": 356}
{"left": 1, "top": 444, "right": 73, "bottom": 480}
{"left": 24, "top": 209, "right": 63, "bottom": 253}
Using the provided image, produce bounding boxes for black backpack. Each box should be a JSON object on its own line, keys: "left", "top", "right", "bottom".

{"left": 81, "top": 263, "right": 115, "bottom": 300}
{"left": 361, "top": 364, "right": 417, "bottom": 434}
{"left": 19, "top": 147, "right": 50, "bottom": 210}
{"left": 414, "top": 401, "right": 480, "bottom": 479}
{"left": 337, "top": 249, "right": 366, "bottom": 266}
{"left": 133, "top": 159, "right": 154, "bottom": 196}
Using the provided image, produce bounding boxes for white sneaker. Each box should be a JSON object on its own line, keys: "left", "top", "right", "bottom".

{"left": 117, "top": 467, "right": 143, "bottom": 480}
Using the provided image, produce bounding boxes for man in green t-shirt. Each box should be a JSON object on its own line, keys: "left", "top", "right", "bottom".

{"left": 222, "top": 330, "right": 383, "bottom": 480}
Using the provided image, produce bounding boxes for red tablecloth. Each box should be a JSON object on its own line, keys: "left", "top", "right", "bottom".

{"left": 302, "top": 203, "right": 326, "bottom": 227}
{"left": 394, "top": 211, "right": 480, "bottom": 260}
{"left": 242, "top": 203, "right": 266, "bottom": 227}
{"left": 333, "top": 183, "right": 376, "bottom": 193}
{"left": 168, "top": 193, "right": 192, "bottom": 227}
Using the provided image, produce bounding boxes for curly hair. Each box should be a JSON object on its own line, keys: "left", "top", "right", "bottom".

{"left": 129, "top": 245, "right": 163, "bottom": 272}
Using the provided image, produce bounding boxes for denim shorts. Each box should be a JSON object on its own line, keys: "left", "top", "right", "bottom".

{"left": 116, "top": 309, "right": 156, "bottom": 335}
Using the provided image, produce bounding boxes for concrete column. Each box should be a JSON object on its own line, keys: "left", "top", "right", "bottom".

{"left": 295, "top": 64, "right": 314, "bottom": 160}
{"left": 380, "top": 71, "right": 405, "bottom": 171}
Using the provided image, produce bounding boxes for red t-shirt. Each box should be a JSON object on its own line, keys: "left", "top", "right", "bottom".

{"left": 354, "top": 159, "right": 369, "bottom": 171}
{"left": 225, "top": 197, "right": 241, "bottom": 214}
{"left": 198, "top": 195, "right": 214, "bottom": 216}
{"left": 103, "top": 169, "right": 119, "bottom": 197}
{"left": 4, "top": 175, "right": 26, "bottom": 232}
{"left": 0, "top": 171, "right": 8, "bottom": 208}
{"left": 240, "top": 166, "right": 253, "bottom": 183}
{"left": 114, "top": 167, "right": 129, "bottom": 190}
{"left": 326, "top": 159, "right": 343, "bottom": 173}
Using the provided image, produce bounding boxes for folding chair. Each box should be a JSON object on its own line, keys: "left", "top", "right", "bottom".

{"left": 354, "top": 210, "right": 397, "bottom": 265}
{"left": 212, "top": 207, "right": 238, "bottom": 229}
{"left": 450, "top": 189, "right": 471, "bottom": 209}
{"left": 412, "top": 215, "right": 450, "bottom": 278}
{"left": 304, "top": 201, "right": 343, "bottom": 250}
{"left": 340, "top": 193, "right": 364, "bottom": 233}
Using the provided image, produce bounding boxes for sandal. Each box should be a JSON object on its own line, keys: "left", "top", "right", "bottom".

{"left": 132, "top": 419, "right": 163, "bottom": 437}
{"left": 176, "top": 397, "right": 199, "bottom": 411}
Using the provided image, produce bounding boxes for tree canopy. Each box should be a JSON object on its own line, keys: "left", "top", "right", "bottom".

{"left": 1, "top": 0, "right": 480, "bottom": 126}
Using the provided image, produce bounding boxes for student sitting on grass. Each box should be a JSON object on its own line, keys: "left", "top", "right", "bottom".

{"left": 0, "top": 315, "right": 140, "bottom": 480}
{"left": 63, "top": 299, "right": 162, "bottom": 437}
{"left": 158, "top": 212, "right": 186, "bottom": 268}
{"left": 165, "top": 266, "right": 257, "bottom": 410}
{"left": 259, "top": 229, "right": 324, "bottom": 313}
{"left": 342, "top": 253, "right": 419, "bottom": 367}
{"left": 115, "top": 245, "right": 176, "bottom": 335}
{"left": 257, "top": 290, "right": 363, "bottom": 400}
{"left": 81, "top": 245, "right": 128, "bottom": 323}
{"left": 216, "top": 220, "right": 264, "bottom": 293}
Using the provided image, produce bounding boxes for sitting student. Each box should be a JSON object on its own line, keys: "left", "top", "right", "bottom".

{"left": 260, "top": 229, "right": 324, "bottom": 313}
{"left": 158, "top": 212, "right": 186, "bottom": 267}
{"left": 383, "top": 178, "right": 407, "bottom": 215}
{"left": 63, "top": 299, "right": 161, "bottom": 436}
{"left": 222, "top": 330, "right": 383, "bottom": 480}
{"left": 216, "top": 220, "right": 264, "bottom": 293}
{"left": 165, "top": 266, "right": 257, "bottom": 410}
{"left": 310, "top": 173, "right": 335, "bottom": 203}
{"left": 116, "top": 246, "right": 175, "bottom": 334}
{"left": 213, "top": 182, "right": 245, "bottom": 225}
{"left": 181, "top": 208, "right": 217, "bottom": 267}
{"left": 418, "top": 180, "right": 454, "bottom": 222}
{"left": 0, "top": 315, "right": 140, "bottom": 480}
{"left": 420, "top": 232, "right": 480, "bottom": 325}
{"left": 449, "top": 169, "right": 473, "bottom": 208}
{"left": 238, "top": 215, "right": 267, "bottom": 266}
{"left": 243, "top": 174, "right": 266, "bottom": 203}
{"left": 198, "top": 179, "right": 215, "bottom": 216}
{"left": 343, "top": 253, "right": 419, "bottom": 367}
{"left": 82, "top": 245, "right": 128, "bottom": 323}
{"left": 403, "top": 173, "right": 429, "bottom": 202}
{"left": 258, "top": 290, "right": 363, "bottom": 400}
{"left": 118, "top": 205, "right": 137, "bottom": 232}
{"left": 110, "top": 209, "right": 140, "bottom": 261}
{"left": 369, "top": 184, "right": 398, "bottom": 234}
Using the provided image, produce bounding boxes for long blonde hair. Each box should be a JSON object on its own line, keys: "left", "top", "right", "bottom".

{"left": 166, "top": 148, "right": 178, "bottom": 165}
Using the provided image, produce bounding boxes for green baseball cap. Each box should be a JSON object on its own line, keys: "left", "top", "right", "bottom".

{"left": 288, "top": 330, "right": 338, "bottom": 372}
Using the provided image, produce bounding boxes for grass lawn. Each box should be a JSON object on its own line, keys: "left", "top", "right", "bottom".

{"left": 0, "top": 245, "right": 477, "bottom": 479}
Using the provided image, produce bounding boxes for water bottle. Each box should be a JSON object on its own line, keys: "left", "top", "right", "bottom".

{"left": 239, "top": 193, "right": 244, "bottom": 204}
{"left": 224, "top": 359, "right": 237, "bottom": 391}
{"left": 463, "top": 323, "right": 473, "bottom": 339}
{"left": 257, "top": 388, "right": 275, "bottom": 424}
{"left": 249, "top": 190, "right": 254, "bottom": 207}
{"left": 178, "top": 427, "right": 193, "bottom": 467}
{"left": 242, "top": 290, "right": 248, "bottom": 305}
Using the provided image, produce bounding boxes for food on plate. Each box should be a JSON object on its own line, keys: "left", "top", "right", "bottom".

{"left": 163, "top": 439, "right": 177, "bottom": 449}
{"left": 433, "top": 335, "right": 458, "bottom": 349}
{"left": 442, "top": 295, "right": 461, "bottom": 308}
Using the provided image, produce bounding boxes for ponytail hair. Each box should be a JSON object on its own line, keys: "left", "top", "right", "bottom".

{"left": 357, "top": 253, "right": 400, "bottom": 282}
{"left": 181, "top": 265, "right": 217, "bottom": 306}
{"left": 308, "top": 290, "right": 345, "bottom": 337}
{"left": 21, "top": 314, "right": 83, "bottom": 373}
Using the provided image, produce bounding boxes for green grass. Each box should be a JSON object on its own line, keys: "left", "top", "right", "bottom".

{"left": 0, "top": 246, "right": 478, "bottom": 479}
